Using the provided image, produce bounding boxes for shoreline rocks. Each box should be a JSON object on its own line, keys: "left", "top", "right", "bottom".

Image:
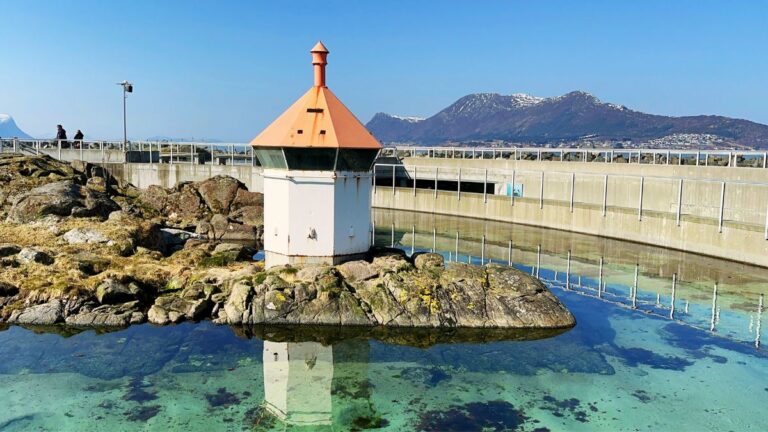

{"left": 0, "top": 154, "right": 575, "bottom": 332}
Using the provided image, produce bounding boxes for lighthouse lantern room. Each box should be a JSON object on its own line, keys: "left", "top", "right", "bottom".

{"left": 251, "top": 42, "right": 382, "bottom": 268}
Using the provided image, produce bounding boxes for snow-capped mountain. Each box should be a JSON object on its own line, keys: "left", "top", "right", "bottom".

{"left": 0, "top": 114, "right": 33, "bottom": 139}
{"left": 366, "top": 91, "right": 768, "bottom": 148}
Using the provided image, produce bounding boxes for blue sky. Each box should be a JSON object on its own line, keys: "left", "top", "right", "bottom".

{"left": 1, "top": 0, "right": 766, "bottom": 141}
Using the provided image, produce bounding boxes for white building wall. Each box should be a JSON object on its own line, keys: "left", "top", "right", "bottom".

{"left": 333, "top": 173, "right": 373, "bottom": 255}
{"left": 263, "top": 169, "right": 372, "bottom": 267}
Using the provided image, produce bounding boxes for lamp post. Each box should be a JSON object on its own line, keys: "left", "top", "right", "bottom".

{"left": 117, "top": 80, "right": 133, "bottom": 145}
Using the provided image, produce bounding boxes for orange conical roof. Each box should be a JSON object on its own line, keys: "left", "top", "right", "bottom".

{"left": 311, "top": 41, "right": 329, "bottom": 53}
{"left": 250, "top": 43, "right": 382, "bottom": 150}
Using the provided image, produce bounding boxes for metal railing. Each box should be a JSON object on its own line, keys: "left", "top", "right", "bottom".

{"left": 0, "top": 138, "right": 258, "bottom": 166}
{"left": 375, "top": 222, "right": 765, "bottom": 348}
{"left": 379, "top": 146, "right": 768, "bottom": 168}
{"left": 373, "top": 162, "right": 768, "bottom": 236}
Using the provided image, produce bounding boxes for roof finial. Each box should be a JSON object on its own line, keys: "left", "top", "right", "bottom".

{"left": 311, "top": 41, "right": 329, "bottom": 87}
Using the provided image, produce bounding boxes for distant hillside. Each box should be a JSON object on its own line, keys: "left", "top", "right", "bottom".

{"left": 0, "top": 114, "right": 33, "bottom": 139}
{"left": 366, "top": 92, "right": 768, "bottom": 148}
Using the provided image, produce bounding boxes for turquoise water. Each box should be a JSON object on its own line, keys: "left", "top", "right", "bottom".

{"left": 0, "top": 210, "right": 766, "bottom": 431}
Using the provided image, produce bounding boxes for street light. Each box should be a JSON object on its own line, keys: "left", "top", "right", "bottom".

{"left": 117, "top": 80, "right": 133, "bottom": 145}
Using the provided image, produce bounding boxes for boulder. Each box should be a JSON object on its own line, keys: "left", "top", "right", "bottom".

{"left": 6, "top": 180, "right": 119, "bottom": 223}
{"left": 17, "top": 247, "right": 54, "bottom": 265}
{"left": 207, "top": 214, "right": 259, "bottom": 242}
{"left": 231, "top": 189, "right": 263, "bottom": 211}
{"left": 7, "top": 181, "right": 83, "bottom": 223}
{"left": 137, "top": 185, "right": 169, "bottom": 213}
{"left": 0, "top": 243, "right": 21, "bottom": 258}
{"left": 221, "top": 261, "right": 575, "bottom": 329}
{"left": 212, "top": 243, "right": 255, "bottom": 261}
{"left": 8, "top": 300, "right": 64, "bottom": 325}
{"left": 336, "top": 260, "right": 378, "bottom": 282}
{"left": 413, "top": 253, "right": 445, "bottom": 270}
{"left": 229, "top": 206, "right": 263, "bottom": 226}
{"left": 371, "top": 254, "right": 413, "bottom": 274}
{"left": 96, "top": 278, "right": 141, "bottom": 305}
{"left": 196, "top": 176, "right": 243, "bottom": 213}
{"left": 148, "top": 295, "right": 210, "bottom": 325}
{"left": 62, "top": 228, "right": 110, "bottom": 245}
{"left": 65, "top": 301, "right": 145, "bottom": 327}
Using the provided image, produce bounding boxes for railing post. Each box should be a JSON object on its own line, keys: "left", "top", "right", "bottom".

{"left": 764, "top": 152, "right": 767, "bottom": 169}
{"left": 676, "top": 178, "right": 683, "bottom": 226}
{"left": 510, "top": 170, "right": 515, "bottom": 206}
{"left": 710, "top": 283, "right": 718, "bottom": 331}
{"left": 483, "top": 169, "right": 488, "bottom": 203}
{"left": 535, "top": 245, "right": 541, "bottom": 278}
{"left": 539, "top": 171, "right": 544, "bottom": 209}
{"left": 570, "top": 172, "right": 575, "bottom": 212}
{"left": 756, "top": 294, "right": 764, "bottom": 348}
{"left": 602, "top": 174, "right": 608, "bottom": 217}
{"left": 101, "top": 141, "right": 105, "bottom": 163}
{"left": 392, "top": 165, "right": 396, "bottom": 196}
{"left": 432, "top": 227, "right": 436, "bottom": 252}
{"left": 455, "top": 231, "right": 459, "bottom": 262}
{"left": 412, "top": 165, "right": 417, "bottom": 196}
{"left": 58, "top": 139, "right": 62, "bottom": 160}
{"left": 390, "top": 223, "right": 395, "bottom": 247}
{"left": 457, "top": 168, "right": 461, "bottom": 201}
{"left": 13, "top": 138, "right": 17, "bottom": 153}
{"left": 230, "top": 144, "right": 234, "bottom": 165}
{"left": 696, "top": 150, "right": 700, "bottom": 166}
{"left": 632, "top": 264, "right": 638, "bottom": 309}
{"left": 670, "top": 273, "right": 677, "bottom": 319}
{"left": 79, "top": 140, "right": 83, "bottom": 160}
{"left": 373, "top": 165, "right": 377, "bottom": 195}
{"left": 508, "top": 240, "right": 512, "bottom": 265}
{"left": 718, "top": 181, "right": 725, "bottom": 233}
{"left": 411, "top": 226, "right": 415, "bottom": 255}
{"left": 566, "top": 250, "right": 571, "bottom": 290}
{"left": 763, "top": 199, "right": 768, "bottom": 240}
{"left": 149, "top": 141, "right": 153, "bottom": 164}
{"left": 598, "top": 257, "right": 604, "bottom": 298}
{"left": 434, "top": 167, "right": 438, "bottom": 199}
{"left": 481, "top": 234, "right": 485, "bottom": 264}
{"left": 190, "top": 144, "right": 193, "bottom": 165}
{"left": 170, "top": 143, "right": 174, "bottom": 164}
{"left": 638, "top": 176, "right": 644, "bottom": 221}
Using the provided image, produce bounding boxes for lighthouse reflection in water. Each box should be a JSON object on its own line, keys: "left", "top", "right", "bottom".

{"left": 261, "top": 339, "right": 379, "bottom": 429}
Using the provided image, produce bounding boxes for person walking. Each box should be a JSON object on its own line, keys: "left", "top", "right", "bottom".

{"left": 56, "top": 125, "right": 68, "bottom": 148}
{"left": 73, "top": 129, "right": 84, "bottom": 148}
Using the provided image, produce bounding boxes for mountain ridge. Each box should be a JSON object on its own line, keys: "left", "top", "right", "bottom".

{"left": 366, "top": 91, "right": 768, "bottom": 148}
{"left": 0, "top": 114, "right": 33, "bottom": 139}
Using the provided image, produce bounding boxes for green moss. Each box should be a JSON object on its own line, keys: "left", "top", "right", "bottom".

{"left": 253, "top": 273, "right": 267, "bottom": 285}
{"left": 198, "top": 253, "right": 235, "bottom": 268}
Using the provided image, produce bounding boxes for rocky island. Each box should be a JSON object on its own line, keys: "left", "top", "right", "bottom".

{"left": 0, "top": 154, "right": 575, "bottom": 330}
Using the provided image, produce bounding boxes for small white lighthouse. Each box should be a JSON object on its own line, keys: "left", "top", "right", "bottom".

{"left": 251, "top": 42, "right": 382, "bottom": 268}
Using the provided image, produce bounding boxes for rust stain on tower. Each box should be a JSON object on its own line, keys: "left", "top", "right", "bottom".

{"left": 250, "top": 42, "right": 382, "bottom": 150}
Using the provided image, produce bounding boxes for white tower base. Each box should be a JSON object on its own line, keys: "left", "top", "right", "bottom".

{"left": 263, "top": 169, "right": 373, "bottom": 268}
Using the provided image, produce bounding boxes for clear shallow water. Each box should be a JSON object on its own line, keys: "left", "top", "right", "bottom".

{"left": 0, "top": 210, "right": 766, "bottom": 431}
